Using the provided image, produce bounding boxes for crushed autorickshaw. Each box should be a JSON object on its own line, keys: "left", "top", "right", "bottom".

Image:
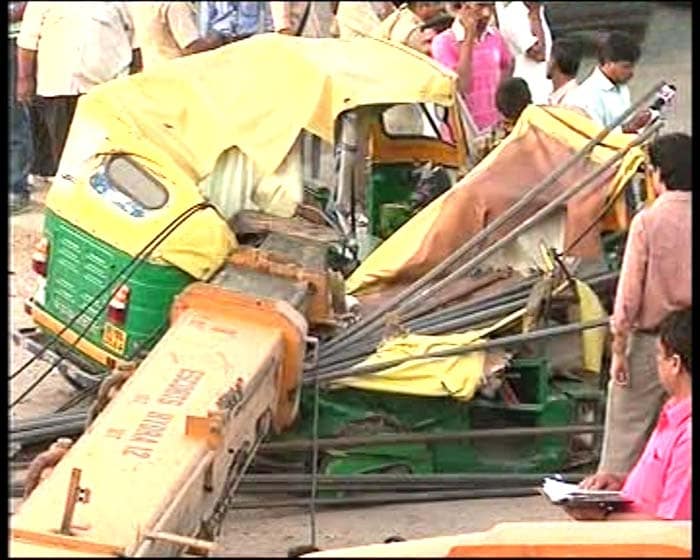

{"left": 10, "top": 33, "right": 667, "bottom": 557}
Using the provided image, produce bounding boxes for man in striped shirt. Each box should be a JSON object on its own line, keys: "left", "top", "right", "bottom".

{"left": 432, "top": 2, "right": 513, "bottom": 132}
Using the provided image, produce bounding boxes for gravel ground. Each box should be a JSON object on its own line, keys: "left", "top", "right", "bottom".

{"left": 8, "top": 2, "right": 690, "bottom": 555}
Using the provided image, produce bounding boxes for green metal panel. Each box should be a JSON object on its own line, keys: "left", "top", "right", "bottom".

{"left": 366, "top": 164, "right": 416, "bottom": 238}
{"left": 40, "top": 210, "right": 194, "bottom": 361}
{"left": 282, "top": 358, "right": 601, "bottom": 474}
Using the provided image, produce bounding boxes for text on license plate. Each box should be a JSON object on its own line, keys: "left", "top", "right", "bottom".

{"left": 103, "top": 323, "right": 127, "bottom": 354}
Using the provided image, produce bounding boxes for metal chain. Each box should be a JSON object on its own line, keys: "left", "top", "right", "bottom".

{"left": 201, "top": 412, "right": 270, "bottom": 538}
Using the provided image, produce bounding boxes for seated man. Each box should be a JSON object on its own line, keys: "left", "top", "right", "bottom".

{"left": 472, "top": 77, "right": 531, "bottom": 162}
{"left": 566, "top": 307, "right": 692, "bottom": 521}
{"left": 495, "top": 76, "right": 532, "bottom": 133}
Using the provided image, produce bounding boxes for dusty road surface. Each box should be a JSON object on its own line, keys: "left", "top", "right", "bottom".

{"left": 8, "top": 2, "right": 690, "bottom": 556}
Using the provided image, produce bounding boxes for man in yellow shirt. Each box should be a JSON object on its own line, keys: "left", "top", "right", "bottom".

{"left": 374, "top": 2, "right": 443, "bottom": 55}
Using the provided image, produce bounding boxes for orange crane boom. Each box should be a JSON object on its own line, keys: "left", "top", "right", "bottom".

{"left": 11, "top": 283, "right": 308, "bottom": 557}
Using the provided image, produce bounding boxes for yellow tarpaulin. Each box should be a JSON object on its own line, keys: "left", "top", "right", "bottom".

{"left": 333, "top": 275, "right": 607, "bottom": 399}
{"left": 47, "top": 34, "right": 457, "bottom": 279}
{"left": 575, "top": 279, "right": 608, "bottom": 374}
{"left": 332, "top": 307, "right": 520, "bottom": 399}
{"left": 346, "top": 105, "right": 646, "bottom": 295}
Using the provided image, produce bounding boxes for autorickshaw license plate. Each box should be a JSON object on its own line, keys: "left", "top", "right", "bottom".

{"left": 103, "top": 324, "right": 127, "bottom": 354}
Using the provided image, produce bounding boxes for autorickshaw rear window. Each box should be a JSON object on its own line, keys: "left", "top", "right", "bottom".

{"left": 106, "top": 156, "right": 169, "bottom": 209}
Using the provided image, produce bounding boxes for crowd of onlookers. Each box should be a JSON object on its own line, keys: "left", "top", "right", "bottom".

{"left": 10, "top": 1, "right": 657, "bottom": 214}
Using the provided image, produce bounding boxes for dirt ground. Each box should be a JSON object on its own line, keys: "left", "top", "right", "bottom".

{"left": 8, "top": 3, "right": 691, "bottom": 556}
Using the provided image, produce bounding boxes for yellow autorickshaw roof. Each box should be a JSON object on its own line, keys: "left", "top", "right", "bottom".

{"left": 47, "top": 34, "right": 457, "bottom": 279}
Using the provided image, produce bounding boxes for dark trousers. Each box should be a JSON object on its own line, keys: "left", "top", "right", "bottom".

{"left": 9, "top": 37, "right": 32, "bottom": 195}
{"left": 31, "top": 95, "right": 80, "bottom": 177}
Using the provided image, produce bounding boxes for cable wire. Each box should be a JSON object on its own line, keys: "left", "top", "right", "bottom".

{"left": 10, "top": 201, "right": 212, "bottom": 380}
{"left": 10, "top": 202, "right": 215, "bottom": 409}
{"left": 308, "top": 368, "right": 321, "bottom": 548}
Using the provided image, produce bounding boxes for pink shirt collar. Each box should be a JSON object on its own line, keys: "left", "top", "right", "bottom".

{"left": 657, "top": 190, "right": 691, "bottom": 203}
{"left": 660, "top": 396, "right": 692, "bottom": 428}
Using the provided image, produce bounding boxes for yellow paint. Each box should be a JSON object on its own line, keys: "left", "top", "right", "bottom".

{"left": 306, "top": 521, "right": 691, "bottom": 557}
{"left": 30, "top": 303, "right": 132, "bottom": 369}
{"left": 102, "top": 324, "right": 127, "bottom": 355}
{"left": 46, "top": 34, "right": 456, "bottom": 280}
{"left": 11, "top": 292, "right": 307, "bottom": 557}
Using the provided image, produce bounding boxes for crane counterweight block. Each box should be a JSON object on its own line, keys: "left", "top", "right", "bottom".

{"left": 10, "top": 283, "right": 308, "bottom": 557}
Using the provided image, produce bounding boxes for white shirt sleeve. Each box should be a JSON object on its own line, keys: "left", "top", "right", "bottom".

{"left": 164, "top": 2, "right": 200, "bottom": 50}
{"left": 16, "top": 1, "right": 50, "bottom": 51}
{"left": 117, "top": 2, "right": 138, "bottom": 50}
{"left": 495, "top": 1, "right": 537, "bottom": 56}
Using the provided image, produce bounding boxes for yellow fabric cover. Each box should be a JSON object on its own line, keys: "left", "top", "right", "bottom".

{"left": 333, "top": 308, "right": 521, "bottom": 400}
{"left": 47, "top": 34, "right": 456, "bottom": 279}
{"left": 346, "top": 105, "right": 646, "bottom": 294}
{"left": 334, "top": 274, "right": 606, "bottom": 399}
{"left": 575, "top": 279, "right": 608, "bottom": 374}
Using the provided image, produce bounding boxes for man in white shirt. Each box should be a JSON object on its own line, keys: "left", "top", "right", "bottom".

{"left": 546, "top": 36, "right": 582, "bottom": 106}
{"left": 16, "top": 2, "right": 140, "bottom": 176}
{"left": 130, "top": 2, "right": 225, "bottom": 70}
{"left": 565, "top": 31, "right": 650, "bottom": 133}
{"left": 495, "top": 1, "right": 552, "bottom": 105}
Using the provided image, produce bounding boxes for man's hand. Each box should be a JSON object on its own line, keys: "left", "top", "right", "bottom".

{"left": 622, "top": 109, "right": 653, "bottom": 134}
{"left": 579, "top": 471, "right": 625, "bottom": 491}
{"left": 610, "top": 351, "right": 629, "bottom": 386}
{"left": 16, "top": 75, "right": 35, "bottom": 104}
{"left": 562, "top": 503, "right": 609, "bottom": 521}
{"left": 458, "top": 5, "right": 479, "bottom": 41}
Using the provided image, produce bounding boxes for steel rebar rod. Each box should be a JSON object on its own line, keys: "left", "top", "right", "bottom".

{"left": 228, "top": 487, "right": 540, "bottom": 509}
{"left": 10, "top": 412, "right": 88, "bottom": 433}
{"left": 313, "top": 269, "right": 619, "bottom": 373}
{"left": 240, "top": 473, "right": 586, "bottom": 484}
{"left": 259, "top": 423, "right": 604, "bottom": 453}
{"left": 10, "top": 420, "right": 86, "bottom": 445}
{"left": 316, "top": 267, "right": 615, "bottom": 371}
{"left": 312, "top": 298, "right": 529, "bottom": 375}
{"left": 320, "top": 81, "right": 663, "bottom": 356}
{"left": 306, "top": 317, "right": 609, "bottom": 385}
{"left": 391, "top": 121, "right": 663, "bottom": 320}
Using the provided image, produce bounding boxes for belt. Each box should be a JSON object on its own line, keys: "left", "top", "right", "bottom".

{"left": 636, "top": 327, "right": 659, "bottom": 336}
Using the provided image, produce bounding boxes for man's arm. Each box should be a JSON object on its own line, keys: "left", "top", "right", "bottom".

{"left": 15, "top": 1, "right": 47, "bottom": 103}
{"left": 609, "top": 213, "right": 648, "bottom": 385}
{"left": 165, "top": 2, "right": 224, "bottom": 56}
{"left": 497, "top": 2, "right": 544, "bottom": 63}
{"left": 270, "top": 1, "right": 294, "bottom": 34}
{"left": 9, "top": 2, "right": 27, "bottom": 23}
{"left": 455, "top": 17, "right": 479, "bottom": 94}
{"left": 130, "top": 49, "right": 143, "bottom": 74}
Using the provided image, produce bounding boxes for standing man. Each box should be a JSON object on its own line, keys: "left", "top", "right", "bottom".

{"left": 432, "top": 2, "right": 513, "bottom": 132}
{"left": 598, "top": 133, "right": 692, "bottom": 476}
{"left": 270, "top": 2, "right": 338, "bottom": 38}
{"left": 495, "top": 1, "right": 552, "bottom": 105}
{"left": 197, "top": 1, "right": 273, "bottom": 41}
{"left": 546, "top": 36, "right": 582, "bottom": 106}
{"left": 9, "top": 1, "right": 33, "bottom": 213}
{"left": 374, "top": 2, "right": 443, "bottom": 55}
{"left": 16, "top": 2, "right": 140, "bottom": 181}
{"left": 131, "top": 2, "right": 225, "bottom": 70}
{"left": 335, "top": 1, "right": 396, "bottom": 39}
{"left": 565, "top": 31, "right": 650, "bottom": 133}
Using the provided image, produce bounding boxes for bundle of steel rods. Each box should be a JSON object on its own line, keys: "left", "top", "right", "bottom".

{"left": 314, "top": 91, "right": 662, "bottom": 375}
{"left": 10, "top": 411, "right": 86, "bottom": 447}
{"left": 308, "top": 269, "right": 619, "bottom": 377}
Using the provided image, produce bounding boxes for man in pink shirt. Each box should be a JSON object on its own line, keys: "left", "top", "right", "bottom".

{"left": 431, "top": 2, "right": 513, "bottom": 132}
{"left": 565, "top": 307, "right": 691, "bottom": 521}
{"left": 599, "top": 133, "right": 692, "bottom": 476}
